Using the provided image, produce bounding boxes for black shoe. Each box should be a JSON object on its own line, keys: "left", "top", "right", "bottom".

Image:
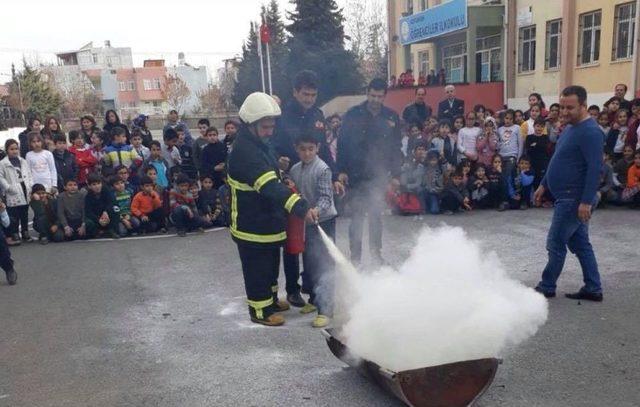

{"left": 287, "top": 292, "right": 306, "bottom": 308}
{"left": 39, "top": 236, "right": 49, "bottom": 245}
{"left": 177, "top": 229, "right": 186, "bottom": 237}
{"left": 21, "top": 232, "right": 34, "bottom": 243}
{"left": 565, "top": 291, "right": 603, "bottom": 302}
{"left": 534, "top": 286, "right": 556, "bottom": 298}
{"left": 5, "top": 268, "right": 17, "bottom": 285}
{"left": 109, "top": 231, "right": 121, "bottom": 240}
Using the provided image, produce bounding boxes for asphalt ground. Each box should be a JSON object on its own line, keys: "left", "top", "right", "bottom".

{"left": 1, "top": 207, "right": 639, "bottom": 407}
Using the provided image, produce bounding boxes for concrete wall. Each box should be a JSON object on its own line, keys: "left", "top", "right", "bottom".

{"left": 385, "top": 82, "right": 505, "bottom": 117}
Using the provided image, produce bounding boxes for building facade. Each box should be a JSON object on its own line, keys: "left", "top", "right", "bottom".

{"left": 51, "top": 42, "right": 208, "bottom": 118}
{"left": 508, "top": 0, "right": 640, "bottom": 109}
{"left": 387, "top": 0, "right": 506, "bottom": 114}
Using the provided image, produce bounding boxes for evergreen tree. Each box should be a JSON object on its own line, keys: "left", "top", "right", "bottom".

{"left": 232, "top": 1, "right": 289, "bottom": 108}
{"left": 7, "top": 60, "right": 62, "bottom": 120}
{"left": 233, "top": 22, "right": 261, "bottom": 108}
{"left": 286, "top": 0, "right": 363, "bottom": 105}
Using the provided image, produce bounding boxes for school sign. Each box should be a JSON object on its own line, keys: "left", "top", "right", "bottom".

{"left": 400, "top": 0, "right": 468, "bottom": 45}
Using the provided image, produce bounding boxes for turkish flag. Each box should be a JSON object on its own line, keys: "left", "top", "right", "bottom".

{"left": 260, "top": 24, "right": 270, "bottom": 44}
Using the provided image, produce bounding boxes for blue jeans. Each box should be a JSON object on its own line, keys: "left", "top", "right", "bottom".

{"left": 423, "top": 192, "right": 440, "bottom": 214}
{"left": 537, "top": 199, "right": 601, "bottom": 294}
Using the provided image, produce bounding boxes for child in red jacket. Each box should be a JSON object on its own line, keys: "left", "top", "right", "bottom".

{"left": 68, "top": 130, "right": 98, "bottom": 187}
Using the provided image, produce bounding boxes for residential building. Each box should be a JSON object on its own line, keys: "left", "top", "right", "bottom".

{"left": 56, "top": 41, "right": 133, "bottom": 71}
{"left": 507, "top": 0, "right": 640, "bottom": 109}
{"left": 167, "top": 52, "right": 209, "bottom": 114}
{"left": 387, "top": 0, "right": 506, "bottom": 114}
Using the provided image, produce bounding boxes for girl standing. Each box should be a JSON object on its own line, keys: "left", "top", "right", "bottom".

{"left": 41, "top": 116, "right": 65, "bottom": 151}
{"left": 25, "top": 133, "right": 57, "bottom": 193}
{"left": 0, "top": 139, "right": 34, "bottom": 244}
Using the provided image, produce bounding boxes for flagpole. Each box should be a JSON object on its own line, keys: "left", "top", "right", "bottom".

{"left": 266, "top": 41, "right": 273, "bottom": 95}
{"left": 257, "top": 24, "right": 266, "bottom": 93}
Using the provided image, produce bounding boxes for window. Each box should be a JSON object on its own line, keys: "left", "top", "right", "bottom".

{"left": 152, "top": 101, "right": 160, "bottom": 107}
{"left": 518, "top": 25, "right": 536, "bottom": 72}
{"left": 153, "top": 78, "right": 161, "bottom": 90}
{"left": 613, "top": 2, "right": 636, "bottom": 60}
{"left": 476, "top": 35, "right": 502, "bottom": 82}
{"left": 545, "top": 19, "right": 562, "bottom": 69}
{"left": 443, "top": 42, "right": 467, "bottom": 83}
{"left": 578, "top": 10, "right": 601, "bottom": 65}
{"left": 418, "top": 51, "right": 429, "bottom": 76}
{"left": 92, "top": 53, "right": 99, "bottom": 63}
{"left": 127, "top": 80, "right": 136, "bottom": 91}
{"left": 420, "top": 0, "right": 427, "bottom": 10}
{"left": 406, "top": 0, "right": 414, "bottom": 14}
{"left": 143, "top": 79, "right": 151, "bottom": 91}
{"left": 118, "top": 81, "right": 126, "bottom": 91}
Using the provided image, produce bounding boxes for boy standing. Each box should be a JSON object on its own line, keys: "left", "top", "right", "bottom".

{"left": 498, "top": 109, "right": 523, "bottom": 178}
{"left": 130, "top": 131, "right": 150, "bottom": 161}
{"left": 52, "top": 134, "right": 78, "bottom": 191}
{"left": 103, "top": 127, "right": 141, "bottom": 173}
{"left": 201, "top": 127, "right": 228, "bottom": 189}
{"left": 508, "top": 157, "right": 535, "bottom": 209}
{"left": 193, "top": 119, "right": 211, "bottom": 172}
{"left": 176, "top": 125, "right": 197, "bottom": 180}
{"left": 423, "top": 150, "right": 443, "bottom": 214}
{"left": 57, "top": 178, "right": 87, "bottom": 240}
{"left": 143, "top": 141, "right": 171, "bottom": 190}
{"left": 161, "top": 128, "right": 182, "bottom": 169}
{"left": 84, "top": 173, "right": 119, "bottom": 239}
{"left": 289, "top": 134, "right": 338, "bottom": 328}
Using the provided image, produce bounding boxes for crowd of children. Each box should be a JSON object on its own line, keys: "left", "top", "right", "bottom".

{"left": 0, "top": 116, "right": 240, "bottom": 245}
{"left": 392, "top": 94, "right": 640, "bottom": 215}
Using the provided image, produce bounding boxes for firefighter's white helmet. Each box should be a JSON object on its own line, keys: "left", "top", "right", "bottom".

{"left": 238, "top": 92, "right": 281, "bottom": 124}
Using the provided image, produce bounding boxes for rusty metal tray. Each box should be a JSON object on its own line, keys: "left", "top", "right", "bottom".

{"left": 322, "top": 329, "right": 500, "bottom": 407}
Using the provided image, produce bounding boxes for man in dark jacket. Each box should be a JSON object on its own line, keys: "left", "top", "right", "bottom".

{"left": 437, "top": 85, "right": 465, "bottom": 121}
{"left": 402, "top": 87, "right": 432, "bottom": 125}
{"left": 228, "top": 92, "right": 314, "bottom": 327}
{"left": 270, "top": 70, "right": 337, "bottom": 308}
{"left": 337, "top": 78, "right": 402, "bottom": 265}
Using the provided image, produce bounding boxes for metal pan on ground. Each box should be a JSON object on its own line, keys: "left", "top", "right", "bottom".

{"left": 322, "top": 329, "right": 501, "bottom": 407}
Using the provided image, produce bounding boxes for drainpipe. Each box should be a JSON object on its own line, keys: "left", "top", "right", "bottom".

{"left": 502, "top": 0, "right": 509, "bottom": 106}
{"left": 631, "top": 0, "right": 640, "bottom": 96}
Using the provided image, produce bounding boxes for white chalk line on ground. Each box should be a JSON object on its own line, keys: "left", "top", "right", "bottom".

{"left": 70, "top": 227, "right": 227, "bottom": 244}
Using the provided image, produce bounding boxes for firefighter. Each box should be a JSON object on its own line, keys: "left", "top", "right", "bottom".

{"left": 228, "top": 92, "right": 317, "bottom": 326}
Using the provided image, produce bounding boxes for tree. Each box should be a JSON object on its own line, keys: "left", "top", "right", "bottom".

{"left": 44, "top": 67, "right": 103, "bottom": 119}
{"left": 196, "top": 83, "right": 224, "bottom": 115}
{"left": 164, "top": 74, "right": 190, "bottom": 114}
{"left": 344, "top": 0, "right": 388, "bottom": 83}
{"left": 233, "top": 0, "right": 289, "bottom": 107}
{"left": 7, "top": 61, "right": 62, "bottom": 120}
{"left": 286, "top": 0, "right": 364, "bottom": 105}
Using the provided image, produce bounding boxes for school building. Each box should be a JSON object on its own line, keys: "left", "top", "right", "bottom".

{"left": 386, "top": 0, "right": 640, "bottom": 113}
{"left": 507, "top": 0, "right": 640, "bottom": 109}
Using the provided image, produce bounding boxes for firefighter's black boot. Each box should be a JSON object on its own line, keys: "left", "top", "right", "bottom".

{"left": 272, "top": 285, "right": 290, "bottom": 312}
{"left": 248, "top": 299, "right": 284, "bottom": 326}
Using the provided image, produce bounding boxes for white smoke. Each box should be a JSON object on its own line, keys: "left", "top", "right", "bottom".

{"left": 328, "top": 226, "right": 548, "bottom": 372}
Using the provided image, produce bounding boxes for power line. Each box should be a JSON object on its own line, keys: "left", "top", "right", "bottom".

{"left": 0, "top": 46, "right": 237, "bottom": 57}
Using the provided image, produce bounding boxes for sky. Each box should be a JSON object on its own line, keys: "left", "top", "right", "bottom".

{"left": 0, "top": 0, "right": 346, "bottom": 84}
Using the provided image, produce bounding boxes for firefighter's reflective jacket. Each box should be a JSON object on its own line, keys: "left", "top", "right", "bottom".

{"left": 226, "top": 126, "right": 308, "bottom": 245}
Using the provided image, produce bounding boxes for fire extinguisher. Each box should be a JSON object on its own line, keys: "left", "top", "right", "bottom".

{"left": 285, "top": 184, "right": 305, "bottom": 254}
